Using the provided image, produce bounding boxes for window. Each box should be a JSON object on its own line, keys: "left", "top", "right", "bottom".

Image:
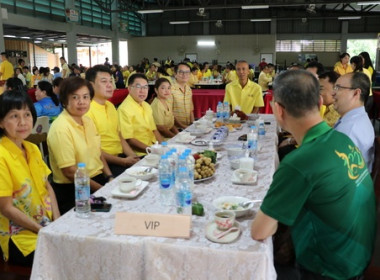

{"left": 276, "top": 40, "right": 341, "bottom": 52}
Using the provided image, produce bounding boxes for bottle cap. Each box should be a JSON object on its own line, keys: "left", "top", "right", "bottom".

{"left": 161, "top": 155, "right": 168, "bottom": 160}
{"left": 78, "top": 162, "right": 86, "bottom": 168}
{"left": 179, "top": 166, "right": 187, "bottom": 173}
{"left": 161, "top": 141, "right": 168, "bottom": 146}
{"left": 185, "top": 149, "right": 192, "bottom": 154}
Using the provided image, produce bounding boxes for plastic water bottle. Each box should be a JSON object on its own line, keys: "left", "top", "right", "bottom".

{"left": 258, "top": 120, "right": 266, "bottom": 140}
{"left": 161, "top": 141, "right": 169, "bottom": 155}
{"left": 216, "top": 101, "right": 223, "bottom": 119}
{"left": 74, "top": 163, "right": 91, "bottom": 218}
{"left": 175, "top": 166, "right": 192, "bottom": 215}
{"left": 247, "top": 126, "right": 258, "bottom": 159}
{"left": 168, "top": 149, "right": 178, "bottom": 186}
{"left": 158, "top": 155, "right": 173, "bottom": 206}
{"left": 184, "top": 149, "right": 195, "bottom": 188}
{"left": 223, "top": 101, "right": 230, "bottom": 120}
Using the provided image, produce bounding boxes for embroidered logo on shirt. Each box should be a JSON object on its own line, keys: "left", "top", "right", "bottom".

{"left": 335, "top": 145, "right": 365, "bottom": 180}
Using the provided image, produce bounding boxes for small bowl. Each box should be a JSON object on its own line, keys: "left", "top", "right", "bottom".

{"left": 213, "top": 196, "right": 255, "bottom": 218}
{"left": 125, "top": 166, "right": 157, "bottom": 181}
{"left": 226, "top": 145, "right": 245, "bottom": 158}
{"left": 230, "top": 158, "right": 241, "bottom": 170}
{"left": 119, "top": 177, "right": 137, "bottom": 193}
{"left": 144, "top": 154, "right": 160, "bottom": 165}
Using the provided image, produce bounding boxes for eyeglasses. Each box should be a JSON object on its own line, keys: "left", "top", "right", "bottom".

{"left": 177, "top": 70, "right": 191, "bottom": 75}
{"left": 130, "top": 84, "right": 149, "bottom": 90}
{"left": 333, "top": 85, "right": 356, "bottom": 91}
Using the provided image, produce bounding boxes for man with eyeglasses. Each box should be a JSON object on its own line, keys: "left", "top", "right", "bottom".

{"left": 118, "top": 73, "right": 163, "bottom": 155}
{"left": 167, "top": 62, "right": 194, "bottom": 129}
{"left": 332, "top": 71, "right": 374, "bottom": 171}
{"left": 223, "top": 60, "right": 264, "bottom": 114}
{"left": 251, "top": 70, "right": 375, "bottom": 280}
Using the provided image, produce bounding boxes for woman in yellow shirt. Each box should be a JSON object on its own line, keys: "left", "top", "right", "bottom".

{"left": 0, "top": 90, "right": 60, "bottom": 266}
{"left": 151, "top": 78, "right": 179, "bottom": 138}
{"left": 47, "top": 77, "right": 113, "bottom": 214}
{"left": 359, "top": 51, "right": 376, "bottom": 84}
{"left": 334, "top": 52, "right": 353, "bottom": 76}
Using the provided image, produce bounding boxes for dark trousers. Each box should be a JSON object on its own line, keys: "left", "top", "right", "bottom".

{"left": 7, "top": 238, "right": 34, "bottom": 267}
{"left": 52, "top": 173, "right": 107, "bottom": 215}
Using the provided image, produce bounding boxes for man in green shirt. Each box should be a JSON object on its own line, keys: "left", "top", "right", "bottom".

{"left": 251, "top": 70, "right": 376, "bottom": 279}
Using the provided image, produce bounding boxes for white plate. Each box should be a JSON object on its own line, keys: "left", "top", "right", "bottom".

{"left": 194, "top": 173, "right": 215, "bottom": 183}
{"left": 206, "top": 221, "right": 241, "bottom": 243}
{"left": 213, "top": 196, "right": 255, "bottom": 217}
{"left": 125, "top": 166, "right": 158, "bottom": 181}
{"left": 175, "top": 135, "right": 197, "bottom": 144}
{"left": 231, "top": 170, "right": 258, "bottom": 185}
{"left": 111, "top": 181, "right": 149, "bottom": 199}
{"left": 191, "top": 139, "right": 208, "bottom": 146}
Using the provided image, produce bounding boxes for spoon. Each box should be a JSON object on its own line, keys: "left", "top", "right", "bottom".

{"left": 216, "top": 227, "right": 239, "bottom": 239}
{"left": 143, "top": 167, "right": 153, "bottom": 173}
{"left": 238, "top": 199, "right": 263, "bottom": 208}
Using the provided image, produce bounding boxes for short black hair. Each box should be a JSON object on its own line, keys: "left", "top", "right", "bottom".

{"left": 348, "top": 72, "right": 371, "bottom": 104}
{"left": 339, "top": 52, "right": 350, "bottom": 60}
{"left": 0, "top": 90, "right": 37, "bottom": 137}
{"left": 1, "top": 52, "right": 8, "bottom": 58}
{"left": 59, "top": 77, "right": 94, "bottom": 108}
{"left": 175, "top": 62, "right": 191, "bottom": 72}
{"left": 38, "top": 81, "right": 59, "bottom": 106}
{"left": 350, "top": 56, "right": 364, "bottom": 72}
{"left": 273, "top": 70, "right": 320, "bottom": 118}
{"left": 128, "top": 73, "right": 148, "bottom": 86}
{"left": 85, "top": 65, "right": 112, "bottom": 83}
{"left": 6, "top": 78, "right": 25, "bottom": 92}
{"left": 319, "top": 71, "right": 340, "bottom": 84}
{"left": 305, "top": 61, "right": 325, "bottom": 76}
{"left": 53, "top": 77, "right": 63, "bottom": 88}
{"left": 154, "top": 77, "right": 171, "bottom": 90}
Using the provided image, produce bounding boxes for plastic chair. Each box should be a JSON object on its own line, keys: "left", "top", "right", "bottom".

{"left": 29, "top": 116, "right": 50, "bottom": 162}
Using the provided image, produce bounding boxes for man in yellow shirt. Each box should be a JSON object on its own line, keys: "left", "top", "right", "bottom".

{"left": 0, "top": 52, "right": 14, "bottom": 94}
{"left": 224, "top": 60, "right": 264, "bottom": 114}
{"left": 222, "top": 64, "right": 237, "bottom": 84}
{"left": 86, "top": 65, "right": 140, "bottom": 176}
{"left": 145, "top": 64, "right": 157, "bottom": 81}
{"left": 258, "top": 65, "right": 273, "bottom": 91}
{"left": 118, "top": 73, "right": 163, "bottom": 155}
{"left": 167, "top": 63, "right": 194, "bottom": 129}
{"left": 319, "top": 71, "right": 340, "bottom": 127}
{"left": 187, "top": 67, "right": 199, "bottom": 88}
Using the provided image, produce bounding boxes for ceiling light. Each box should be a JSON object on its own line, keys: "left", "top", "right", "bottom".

{"left": 34, "top": 41, "right": 42, "bottom": 43}
{"left": 137, "top": 9, "right": 163, "bottom": 14}
{"left": 36, "top": 37, "right": 43, "bottom": 40}
{"left": 4, "top": 35, "right": 16, "bottom": 38}
{"left": 241, "top": 5, "right": 269, "bottom": 9}
{"left": 197, "top": 40, "right": 215, "bottom": 47}
{"left": 357, "top": 1, "right": 380, "bottom": 5}
{"left": 169, "top": 21, "right": 190, "bottom": 24}
{"left": 250, "top": 18, "right": 272, "bottom": 22}
{"left": 48, "top": 39, "right": 55, "bottom": 41}
{"left": 338, "top": 16, "right": 362, "bottom": 20}
{"left": 20, "top": 36, "right": 31, "bottom": 39}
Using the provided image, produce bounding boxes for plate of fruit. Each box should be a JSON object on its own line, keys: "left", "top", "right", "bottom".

{"left": 193, "top": 151, "right": 217, "bottom": 183}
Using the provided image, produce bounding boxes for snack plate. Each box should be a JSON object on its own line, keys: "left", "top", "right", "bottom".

{"left": 194, "top": 173, "right": 215, "bottom": 183}
{"left": 206, "top": 221, "right": 241, "bottom": 243}
{"left": 111, "top": 181, "right": 149, "bottom": 199}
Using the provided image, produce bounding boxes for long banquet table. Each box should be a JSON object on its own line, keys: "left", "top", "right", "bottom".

{"left": 31, "top": 114, "right": 279, "bottom": 280}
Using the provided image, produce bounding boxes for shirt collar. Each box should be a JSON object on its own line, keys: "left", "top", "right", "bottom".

{"left": 302, "top": 121, "right": 331, "bottom": 145}
{"left": 0, "top": 136, "right": 36, "bottom": 160}
{"left": 341, "top": 106, "right": 365, "bottom": 121}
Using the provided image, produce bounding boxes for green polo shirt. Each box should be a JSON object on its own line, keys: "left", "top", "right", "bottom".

{"left": 261, "top": 121, "right": 376, "bottom": 279}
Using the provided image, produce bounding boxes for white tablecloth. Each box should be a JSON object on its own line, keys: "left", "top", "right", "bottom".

{"left": 31, "top": 114, "right": 278, "bottom": 280}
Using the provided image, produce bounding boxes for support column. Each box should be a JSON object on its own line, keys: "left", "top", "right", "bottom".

{"left": 0, "top": 4, "right": 6, "bottom": 51}
{"left": 271, "top": 19, "right": 277, "bottom": 66}
{"left": 340, "top": 21, "right": 349, "bottom": 52}
{"left": 111, "top": 0, "right": 119, "bottom": 64}
{"left": 65, "top": 0, "right": 77, "bottom": 64}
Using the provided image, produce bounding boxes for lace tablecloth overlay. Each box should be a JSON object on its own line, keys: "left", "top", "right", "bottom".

{"left": 31, "top": 114, "right": 279, "bottom": 280}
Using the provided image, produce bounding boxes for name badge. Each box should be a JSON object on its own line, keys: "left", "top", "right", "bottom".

{"left": 114, "top": 212, "right": 191, "bottom": 238}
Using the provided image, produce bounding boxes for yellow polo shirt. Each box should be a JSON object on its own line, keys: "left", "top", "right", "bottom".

{"left": 118, "top": 95, "right": 157, "bottom": 155}
{"left": 61, "top": 63, "right": 71, "bottom": 78}
{"left": 47, "top": 110, "right": 103, "bottom": 183}
{"left": 0, "top": 60, "right": 14, "bottom": 81}
{"left": 226, "top": 70, "right": 238, "bottom": 83}
{"left": 224, "top": 79, "right": 264, "bottom": 114}
{"left": 86, "top": 100, "right": 122, "bottom": 156}
{"left": 188, "top": 73, "right": 199, "bottom": 88}
{"left": 146, "top": 70, "right": 157, "bottom": 81}
{"left": 258, "top": 71, "right": 272, "bottom": 91}
{"left": 0, "top": 137, "right": 52, "bottom": 260}
{"left": 167, "top": 81, "right": 194, "bottom": 126}
{"left": 333, "top": 62, "right": 353, "bottom": 76}
{"left": 151, "top": 98, "right": 175, "bottom": 129}
{"left": 202, "top": 69, "right": 212, "bottom": 78}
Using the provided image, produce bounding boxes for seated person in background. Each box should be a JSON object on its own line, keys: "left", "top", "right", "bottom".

{"left": 0, "top": 90, "right": 60, "bottom": 266}
{"left": 14, "top": 68, "right": 26, "bottom": 86}
{"left": 22, "top": 66, "right": 32, "bottom": 89}
{"left": 85, "top": 65, "right": 139, "bottom": 177}
{"left": 4, "top": 77, "right": 25, "bottom": 92}
{"left": 224, "top": 60, "right": 264, "bottom": 114}
{"left": 34, "top": 81, "right": 61, "bottom": 120}
{"left": 151, "top": 78, "right": 179, "bottom": 138}
{"left": 146, "top": 64, "right": 158, "bottom": 81}
{"left": 187, "top": 67, "right": 199, "bottom": 88}
{"left": 167, "top": 63, "right": 195, "bottom": 129}
{"left": 332, "top": 71, "right": 374, "bottom": 171}
{"left": 200, "top": 62, "right": 212, "bottom": 79}
{"left": 157, "top": 67, "right": 172, "bottom": 84}
{"left": 118, "top": 74, "right": 163, "bottom": 156}
{"left": 319, "top": 71, "right": 340, "bottom": 127}
{"left": 222, "top": 64, "right": 237, "bottom": 84}
{"left": 334, "top": 52, "right": 353, "bottom": 76}
{"left": 251, "top": 70, "right": 376, "bottom": 280}
{"left": 305, "top": 61, "right": 324, "bottom": 78}
{"left": 211, "top": 64, "right": 220, "bottom": 79}
{"left": 53, "top": 66, "right": 62, "bottom": 79}
{"left": 258, "top": 65, "right": 273, "bottom": 91}
{"left": 52, "top": 77, "right": 63, "bottom": 97}
{"left": 47, "top": 77, "right": 113, "bottom": 215}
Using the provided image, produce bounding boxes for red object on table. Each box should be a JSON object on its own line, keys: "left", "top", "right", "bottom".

{"left": 260, "top": 90, "right": 273, "bottom": 114}
{"left": 109, "top": 88, "right": 129, "bottom": 106}
{"left": 192, "top": 89, "right": 225, "bottom": 119}
{"left": 27, "top": 88, "right": 37, "bottom": 102}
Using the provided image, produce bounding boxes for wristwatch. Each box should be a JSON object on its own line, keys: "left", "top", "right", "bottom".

{"left": 105, "top": 174, "right": 114, "bottom": 180}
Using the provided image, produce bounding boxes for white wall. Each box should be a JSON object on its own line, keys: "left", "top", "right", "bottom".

{"left": 127, "top": 34, "right": 276, "bottom": 66}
